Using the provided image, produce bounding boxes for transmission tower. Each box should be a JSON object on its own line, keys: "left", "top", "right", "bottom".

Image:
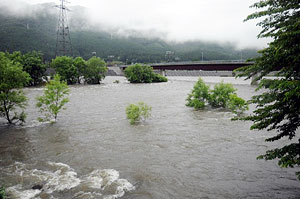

{"left": 55, "top": 0, "right": 73, "bottom": 56}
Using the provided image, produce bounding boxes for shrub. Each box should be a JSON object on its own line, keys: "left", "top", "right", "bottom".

{"left": 186, "top": 78, "right": 248, "bottom": 114}
{"left": 126, "top": 102, "right": 152, "bottom": 124}
{"left": 227, "top": 94, "right": 248, "bottom": 114}
{"left": 124, "top": 64, "right": 168, "bottom": 83}
{"left": 152, "top": 73, "right": 168, "bottom": 82}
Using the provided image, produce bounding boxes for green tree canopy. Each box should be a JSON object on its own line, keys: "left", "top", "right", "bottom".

{"left": 0, "top": 52, "right": 31, "bottom": 124}
{"left": 73, "top": 56, "right": 87, "bottom": 83}
{"left": 236, "top": 0, "right": 300, "bottom": 179}
{"left": 51, "top": 56, "right": 77, "bottom": 84}
{"left": 5, "top": 51, "right": 46, "bottom": 86}
{"left": 21, "top": 51, "right": 46, "bottom": 86}
{"left": 84, "top": 56, "right": 107, "bottom": 84}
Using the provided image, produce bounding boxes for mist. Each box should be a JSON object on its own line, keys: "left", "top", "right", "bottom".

{"left": 0, "top": 0, "right": 271, "bottom": 49}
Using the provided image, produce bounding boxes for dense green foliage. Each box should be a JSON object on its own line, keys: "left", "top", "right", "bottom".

{"left": 186, "top": 78, "right": 248, "bottom": 114}
{"left": 152, "top": 73, "right": 168, "bottom": 83}
{"left": 84, "top": 56, "right": 108, "bottom": 84}
{"left": 125, "top": 64, "right": 168, "bottom": 83}
{"left": 0, "top": 186, "right": 5, "bottom": 199}
{"left": 126, "top": 102, "right": 152, "bottom": 125}
{"left": 186, "top": 78, "right": 210, "bottom": 109}
{"left": 209, "top": 83, "right": 237, "bottom": 108}
{"left": 50, "top": 56, "right": 107, "bottom": 84}
{"left": 125, "top": 64, "right": 153, "bottom": 83}
{"left": 235, "top": 0, "right": 300, "bottom": 179}
{"left": 5, "top": 51, "right": 46, "bottom": 86}
{"left": 19, "top": 51, "right": 46, "bottom": 86}
{"left": 73, "top": 56, "right": 86, "bottom": 83}
{"left": 51, "top": 56, "right": 77, "bottom": 84}
{"left": 0, "top": 3, "right": 258, "bottom": 62}
{"left": 0, "top": 52, "right": 31, "bottom": 124}
{"left": 36, "top": 74, "right": 70, "bottom": 122}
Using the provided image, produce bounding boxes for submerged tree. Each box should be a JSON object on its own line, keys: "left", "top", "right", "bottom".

{"left": 186, "top": 78, "right": 210, "bottom": 109}
{"left": 0, "top": 52, "right": 30, "bottom": 124}
{"left": 124, "top": 64, "right": 168, "bottom": 83}
{"left": 235, "top": 0, "right": 300, "bottom": 179}
{"left": 186, "top": 78, "right": 248, "bottom": 114}
{"left": 36, "top": 74, "right": 70, "bottom": 122}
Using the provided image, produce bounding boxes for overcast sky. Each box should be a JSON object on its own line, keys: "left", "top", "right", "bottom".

{"left": 7, "top": 0, "right": 270, "bottom": 48}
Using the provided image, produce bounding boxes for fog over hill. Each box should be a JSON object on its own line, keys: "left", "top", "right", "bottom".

{"left": 0, "top": 1, "right": 260, "bottom": 62}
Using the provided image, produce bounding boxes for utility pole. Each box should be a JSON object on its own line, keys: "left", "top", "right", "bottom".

{"left": 55, "top": 0, "right": 73, "bottom": 56}
{"left": 201, "top": 52, "right": 204, "bottom": 61}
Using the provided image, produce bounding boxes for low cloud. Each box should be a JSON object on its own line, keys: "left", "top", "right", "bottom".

{"left": 2, "top": 0, "right": 271, "bottom": 49}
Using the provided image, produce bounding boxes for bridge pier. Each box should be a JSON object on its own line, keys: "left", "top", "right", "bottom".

{"left": 156, "top": 69, "right": 166, "bottom": 76}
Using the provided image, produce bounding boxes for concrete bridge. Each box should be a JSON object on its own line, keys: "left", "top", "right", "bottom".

{"left": 111, "top": 60, "right": 253, "bottom": 76}
{"left": 149, "top": 60, "right": 253, "bottom": 71}
{"left": 119, "top": 60, "right": 252, "bottom": 71}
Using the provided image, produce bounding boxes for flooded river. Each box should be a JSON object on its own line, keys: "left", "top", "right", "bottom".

{"left": 0, "top": 76, "right": 299, "bottom": 199}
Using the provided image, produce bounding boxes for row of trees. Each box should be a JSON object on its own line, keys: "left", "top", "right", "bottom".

{"left": 3, "top": 51, "right": 108, "bottom": 86}
{"left": 51, "top": 56, "right": 107, "bottom": 85}
{"left": 0, "top": 51, "right": 70, "bottom": 124}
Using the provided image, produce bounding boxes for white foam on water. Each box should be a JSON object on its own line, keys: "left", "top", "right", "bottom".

{"left": 6, "top": 185, "right": 41, "bottom": 199}
{"left": 82, "top": 169, "right": 135, "bottom": 198}
{"left": 82, "top": 169, "right": 119, "bottom": 189}
{"left": 105, "top": 179, "right": 136, "bottom": 199}
{"left": 43, "top": 162, "right": 81, "bottom": 193}
{"left": 3, "top": 162, "right": 135, "bottom": 199}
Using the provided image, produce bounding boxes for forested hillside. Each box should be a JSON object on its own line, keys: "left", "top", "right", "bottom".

{"left": 0, "top": 2, "right": 258, "bottom": 63}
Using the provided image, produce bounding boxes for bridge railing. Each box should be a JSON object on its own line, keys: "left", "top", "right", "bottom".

{"left": 119, "top": 60, "right": 254, "bottom": 68}
{"left": 150, "top": 60, "right": 253, "bottom": 66}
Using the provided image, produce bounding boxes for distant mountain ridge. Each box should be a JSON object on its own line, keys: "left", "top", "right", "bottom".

{"left": 0, "top": 2, "right": 259, "bottom": 63}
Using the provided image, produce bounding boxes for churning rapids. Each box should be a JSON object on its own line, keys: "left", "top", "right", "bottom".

{"left": 0, "top": 76, "right": 299, "bottom": 199}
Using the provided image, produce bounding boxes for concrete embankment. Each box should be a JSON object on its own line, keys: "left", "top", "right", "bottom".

{"left": 163, "top": 70, "right": 233, "bottom": 77}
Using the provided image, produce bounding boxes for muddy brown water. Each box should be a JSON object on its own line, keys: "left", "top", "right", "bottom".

{"left": 0, "top": 76, "right": 299, "bottom": 199}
